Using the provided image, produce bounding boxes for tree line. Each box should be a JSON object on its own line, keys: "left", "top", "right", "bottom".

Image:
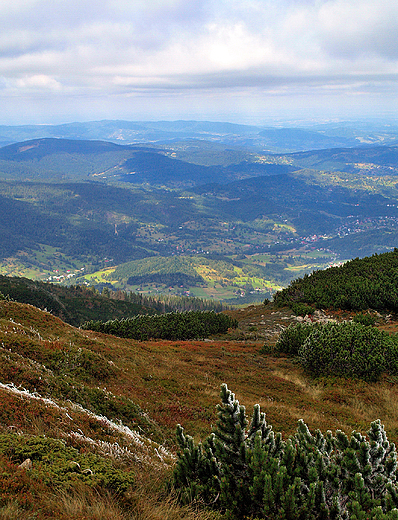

{"left": 96, "top": 286, "right": 227, "bottom": 313}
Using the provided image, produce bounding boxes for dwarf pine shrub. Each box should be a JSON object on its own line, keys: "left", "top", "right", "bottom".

{"left": 274, "top": 322, "right": 321, "bottom": 356}
{"left": 82, "top": 310, "right": 238, "bottom": 341}
{"left": 291, "top": 302, "right": 315, "bottom": 317}
{"left": 174, "top": 384, "right": 398, "bottom": 519}
{"left": 299, "top": 322, "right": 398, "bottom": 381}
{"left": 271, "top": 321, "right": 398, "bottom": 381}
{"left": 353, "top": 313, "right": 377, "bottom": 327}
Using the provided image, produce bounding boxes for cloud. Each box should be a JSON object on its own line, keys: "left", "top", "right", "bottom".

{"left": 317, "top": 0, "right": 398, "bottom": 59}
{"left": 0, "top": 0, "right": 397, "bottom": 123}
{"left": 15, "top": 74, "right": 62, "bottom": 90}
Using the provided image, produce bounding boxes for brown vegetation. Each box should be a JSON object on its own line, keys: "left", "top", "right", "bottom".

{"left": 1, "top": 299, "right": 398, "bottom": 518}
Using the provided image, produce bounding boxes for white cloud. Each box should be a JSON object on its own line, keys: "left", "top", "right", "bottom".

{"left": 15, "top": 74, "right": 62, "bottom": 90}
{"left": 317, "top": 0, "right": 398, "bottom": 58}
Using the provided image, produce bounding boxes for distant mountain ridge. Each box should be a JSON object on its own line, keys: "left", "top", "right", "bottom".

{"left": 0, "top": 137, "right": 294, "bottom": 185}
{"left": 1, "top": 136, "right": 398, "bottom": 185}
{"left": 1, "top": 119, "right": 398, "bottom": 151}
{"left": 0, "top": 137, "right": 129, "bottom": 160}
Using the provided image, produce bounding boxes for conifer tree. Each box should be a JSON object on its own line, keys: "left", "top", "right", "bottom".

{"left": 213, "top": 384, "right": 251, "bottom": 516}
{"left": 173, "top": 424, "right": 219, "bottom": 505}
{"left": 173, "top": 385, "right": 398, "bottom": 519}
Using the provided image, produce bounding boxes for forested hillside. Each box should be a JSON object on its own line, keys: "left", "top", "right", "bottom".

{"left": 0, "top": 275, "right": 228, "bottom": 326}
{"left": 0, "top": 276, "right": 160, "bottom": 326}
{"left": 288, "top": 144, "right": 398, "bottom": 175}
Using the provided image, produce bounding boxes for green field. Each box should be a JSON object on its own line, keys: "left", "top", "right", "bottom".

{"left": 72, "top": 250, "right": 337, "bottom": 304}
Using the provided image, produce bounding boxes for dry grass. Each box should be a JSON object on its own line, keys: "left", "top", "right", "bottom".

{"left": 127, "top": 490, "right": 217, "bottom": 520}
{"left": 271, "top": 368, "right": 324, "bottom": 400}
{"left": 0, "top": 502, "right": 36, "bottom": 520}
{"left": 47, "top": 487, "right": 128, "bottom": 520}
{"left": 47, "top": 475, "right": 216, "bottom": 520}
{"left": 125, "top": 463, "right": 217, "bottom": 520}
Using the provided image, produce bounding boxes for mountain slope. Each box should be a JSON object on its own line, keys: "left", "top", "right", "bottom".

{"left": 2, "top": 136, "right": 398, "bottom": 188}
{"left": 2, "top": 294, "right": 398, "bottom": 517}
{"left": 0, "top": 137, "right": 294, "bottom": 186}
{"left": 287, "top": 144, "right": 398, "bottom": 174}
{"left": 194, "top": 173, "right": 397, "bottom": 234}
{"left": 0, "top": 138, "right": 138, "bottom": 181}
{"left": 0, "top": 168, "right": 397, "bottom": 286}
{"left": 274, "top": 249, "right": 398, "bottom": 311}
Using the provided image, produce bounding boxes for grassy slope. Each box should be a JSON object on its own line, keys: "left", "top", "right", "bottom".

{"left": 1, "top": 298, "right": 398, "bottom": 517}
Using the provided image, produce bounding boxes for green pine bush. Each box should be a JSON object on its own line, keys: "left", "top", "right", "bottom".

{"left": 299, "top": 322, "right": 398, "bottom": 381}
{"left": 173, "top": 384, "right": 398, "bottom": 519}
{"left": 271, "top": 321, "right": 398, "bottom": 381}
{"left": 274, "top": 322, "right": 321, "bottom": 356}
{"left": 291, "top": 302, "right": 315, "bottom": 317}
{"left": 82, "top": 310, "right": 238, "bottom": 341}
{"left": 353, "top": 313, "right": 377, "bottom": 326}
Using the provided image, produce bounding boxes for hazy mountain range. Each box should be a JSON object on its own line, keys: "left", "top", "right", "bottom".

{"left": 1, "top": 119, "right": 398, "bottom": 151}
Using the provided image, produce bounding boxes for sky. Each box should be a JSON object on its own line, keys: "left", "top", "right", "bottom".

{"left": 0, "top": 0, "right": 397, "bottom": 126}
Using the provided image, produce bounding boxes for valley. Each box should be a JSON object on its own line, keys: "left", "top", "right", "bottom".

{"left": 0, "top": 120, "right": 398, "bottom": 304}
{"left": 0, "top": 198, "right": 398, "bottom": 517}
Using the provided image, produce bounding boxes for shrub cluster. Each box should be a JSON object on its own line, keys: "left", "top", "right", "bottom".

{"left": 291, "top": 302, "right": 315, "bottom": 317}
{"left": 274, "top": 321, "right": 398, "bottom": 381}
{"left": 274, "top": 322, "right": 322, "bottom": 356}
{"left": 353, "top": 313, "right": 377, "bottom": 327}
{"left": 81, "top": 310, "right": 238, "bottom": 341}
{"left": 274, "top": 249, "right": 398, "bottom": 312}
{"left": 174, "top": 384, "right": 398, "bottom": 519}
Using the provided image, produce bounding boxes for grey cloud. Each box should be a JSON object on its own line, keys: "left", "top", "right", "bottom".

{"left": 0, "top": 0, "right": 211, "bottom": 63}
{"left": 148, "top": 69, "right": 398, "bottom": 92}
{"left": 315, "top": 1, "right": 398, "bottom": 60}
